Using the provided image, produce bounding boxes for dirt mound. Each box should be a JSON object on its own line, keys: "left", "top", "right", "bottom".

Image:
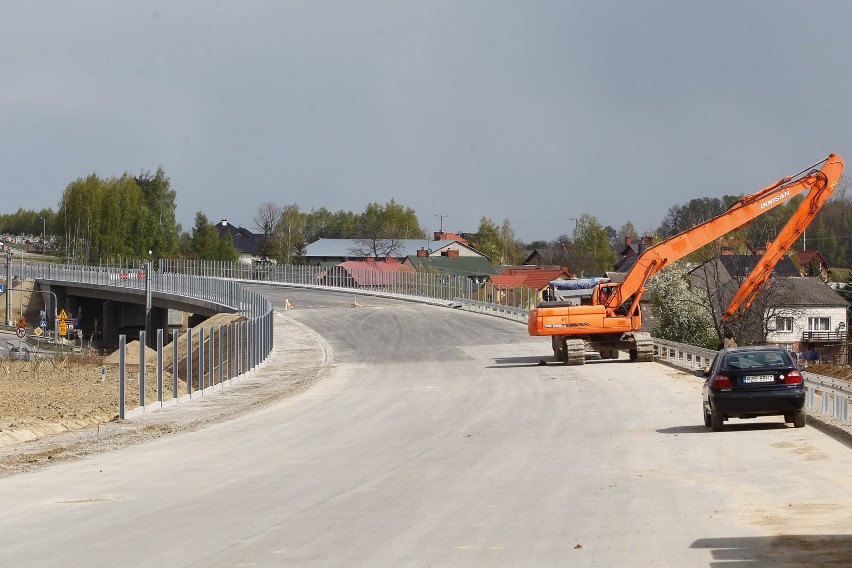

{"left": 0, "top": 358, "right": 185, "bottom": 447}
{"left": 162, "top": 313, "right": 246, "bottom": 380}
{"left": 806, "top": 364, "right": 852, "bottom": 382}
{"left": 103, "top": 341, "right": 158, "bottom": 366}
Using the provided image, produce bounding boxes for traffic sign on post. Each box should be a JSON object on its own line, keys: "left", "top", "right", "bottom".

{"left": 15, "top": 327, "right": 25, "bottom": 339}
{"left": 16, "top": 317, "right": 26, "bottom": 329}
{"left": 0, "top": 283, "right": 4, "bottom": 294}
{"left": 59, "top": 320, "right": 67, "bottom": 337}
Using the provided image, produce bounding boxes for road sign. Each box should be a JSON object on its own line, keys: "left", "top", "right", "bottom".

{"left": 59, "top": 320, "right": 67, "bottom": 337}
{"left": 0, "top": 283, "right": 4, "bottom": 294}
{"left": 15, "top": 327, "right": 26, "bottom": 339}
{"left": 33, "top": 327, "right": 42, "bottom": 337}
{"left": 58, "top": 309, "right": 69, "bottom": 321}
{"left": 39, "top": 310, "right": 46, "bottom": 319}
{"left": 16, "top": 317, "right": 26, "bottom": 329}
{"left": 40, "top": 320, "right": 47, "bottom": 329}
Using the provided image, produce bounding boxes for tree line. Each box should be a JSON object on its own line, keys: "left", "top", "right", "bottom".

{"left": 4, "top": 169, "right": 851, "bottom": 276}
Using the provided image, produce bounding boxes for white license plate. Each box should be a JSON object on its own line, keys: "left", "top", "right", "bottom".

{"left": 743, "top": 375, "right": 775, "bottom": 383}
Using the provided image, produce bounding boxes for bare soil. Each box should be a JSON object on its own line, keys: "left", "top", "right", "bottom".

{"left": 0, "top": 312, "right": 332, "bottom": 477}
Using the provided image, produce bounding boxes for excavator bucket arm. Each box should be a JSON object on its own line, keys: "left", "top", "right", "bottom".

{"left": 606, "top": 154, "right": 844, "bottom": 313}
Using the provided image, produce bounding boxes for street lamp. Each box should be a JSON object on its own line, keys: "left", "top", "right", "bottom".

{"left": 39, "top": 217, "right": 45, "bottom": 254}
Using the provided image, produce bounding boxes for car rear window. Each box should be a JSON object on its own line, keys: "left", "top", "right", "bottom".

{"left": 723, "top": 351, "right": 792, "bottom": 371}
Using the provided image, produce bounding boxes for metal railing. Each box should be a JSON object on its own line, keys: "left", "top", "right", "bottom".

{"left": 159, "top": 259, "right": 538, "bottom": 309}
{"left": 15, "top": 262, "right": 273, "bottom": 419}
{"left": 17, "top": 259, "right": 852, "bottom": 426}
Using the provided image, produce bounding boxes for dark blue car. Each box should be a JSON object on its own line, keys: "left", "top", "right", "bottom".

{"left": 699, "top": 346, "right": 806, "bottom": 432}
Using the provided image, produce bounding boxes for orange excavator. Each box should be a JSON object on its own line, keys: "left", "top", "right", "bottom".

{"left": 528, "top": 153, "right": 844, "bottom": 365}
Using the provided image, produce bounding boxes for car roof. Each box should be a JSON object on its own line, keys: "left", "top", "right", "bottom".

{"left": 719, "top": 345, "right": 787, "bottom": 355}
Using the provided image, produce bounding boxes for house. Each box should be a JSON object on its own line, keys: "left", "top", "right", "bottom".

{"left": 691, "top": 254, "right": 800, "bottom": 289}
{"left": 216, "top": 220, "right": 261, "bottom": 264}
{"left": 614, "top": 236, "right": 654, "bottom": 272}
{"left": 485, "top": 268, "right": 572, "bottom": 308}
{"left": 690, "top": 254, "right": 848, "bottom": 362}
{"left": 403, "top": 254, "right": 496, "bottom": 285}
{"left": 795, "top": 250, "right": 831, "bottom": 280}
{"left": 522, "top": 246, "right": 569, "bottom": 268}
{"left": 304, "top": 238, "right": 489, "bottom": 266}
{"left": 764, "top": 277, "right": 848, "bottom": 363}
{"left": 319, "top": 258, "right": 414, "bottom": 289}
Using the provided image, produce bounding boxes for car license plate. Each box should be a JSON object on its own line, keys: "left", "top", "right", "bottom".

{"left": 743, "top": 375, "right": 775, "bottom": 383}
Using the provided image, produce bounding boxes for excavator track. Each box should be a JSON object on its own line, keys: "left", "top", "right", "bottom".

{"left": 564, "top": 339, "right": 586, "bottom": 366}
{"left": 629, "top": 332, "right": 654, "bottom": 362}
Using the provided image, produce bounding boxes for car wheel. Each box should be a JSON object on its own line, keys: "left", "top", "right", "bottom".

{"left": 703, "top": 405, "right": 712, "bottom": 428}
{"left": 784, "top": 412, "right": 793, "bottom": 424}
{"left": 793, "top": 408, "right": 806, "bottom": 428}
{"left": 711, "top": 410, "right": 724, "bottom": 432}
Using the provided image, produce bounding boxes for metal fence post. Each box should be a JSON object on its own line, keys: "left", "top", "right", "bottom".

{"left": 187, "top": 327, "right": 193, "bottom": 396}
{"left": 172, "top": 329, "right": 179, "bottom": 399}
{"left": 218, "top": 324, "right": 224, "bottom": 386}
{"left": 157, "top": 329, "right": 163, "bottom": 403}
{"left": 210, "top": 325, "right": 215, "bottom": 388}
{"left": 199, "top": 327, "right": 205, "bottom": 391}
{"left": 139, "top": 330, "right": 146, "bottom": 409}
{"left": 118, "top": 335, "right": 126, "bottom": 419}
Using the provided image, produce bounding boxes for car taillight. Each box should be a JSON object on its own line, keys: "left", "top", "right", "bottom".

{"left": 713, "top": 374, "right": 732, "bottom": 389}
{"left": 783, "top": 369, "right": 803, "bottom": 384}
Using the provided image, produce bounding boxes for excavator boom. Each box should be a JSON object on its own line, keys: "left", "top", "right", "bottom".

{"left": 608, "top": 154, "right": 844, "bottom": 312}
{"left": 528, "top": 153, "right": 845, "bottom": 366}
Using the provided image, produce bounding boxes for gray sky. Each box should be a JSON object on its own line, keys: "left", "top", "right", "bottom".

{"left": 3, "top": 1, "right": 852, "bottom": 243}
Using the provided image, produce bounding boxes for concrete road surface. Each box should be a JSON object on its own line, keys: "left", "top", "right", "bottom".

{"left": 0, "top": 287, "right": 851, "bottom": 567}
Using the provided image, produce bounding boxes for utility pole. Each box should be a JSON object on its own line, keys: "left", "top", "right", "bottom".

{"left": 435, "top": 214, "right": 448, "bottom": 234}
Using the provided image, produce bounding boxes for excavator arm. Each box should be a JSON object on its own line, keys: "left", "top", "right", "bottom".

{"left": 606, "top": 154, "right": 844, "bottom": 315}
{"left": 722, "top": 164, "right": 841, "bottom": 318}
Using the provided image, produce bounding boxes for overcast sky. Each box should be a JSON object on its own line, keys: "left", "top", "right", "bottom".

{"left": 3, "top": 1, "right": 852, "bottom": 243}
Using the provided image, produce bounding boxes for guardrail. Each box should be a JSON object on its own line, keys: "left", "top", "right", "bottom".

{"left": 25, "top": 262, "right": 242, "bottom": 312}
{"left": 17, "top": 260, "right": 851, "bottom": 426}
{"left": 651, "top": 337, "right": 852, "bottom": 424}
{"left": 452, "top": 297, "right": 528, "bottom": 322}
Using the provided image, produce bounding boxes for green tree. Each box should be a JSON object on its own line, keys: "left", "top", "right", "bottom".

{"left": 135, "top": 168, "right": 180, "bottom": 261}
{"left": 648, "top": 263, "right": 718, "bottom": 349}
{"left": 303, "top": 207, "right": 358, "bottom": 242}
{"left": 350, "top": 199, "right": 425, "bottom": 257}
{"left": 499, "top": 219, "right": 523, "bottom": 265}
{"left": 253, "top": 201, "right": 282, "bottom": 261}
{"left": 568, "top": 214, "right": 617, "bottom": 275}
{"left": 274, "top": 203, "right": 307, "bottom": 264}
{"left": 55, "top": 168, "right": 178, "bottom": 263}
{"left": 181, "top": 211, "right": 236, "bottom": 260}
{"left": 472, "top": 217, "right": 502, "bottom": 264}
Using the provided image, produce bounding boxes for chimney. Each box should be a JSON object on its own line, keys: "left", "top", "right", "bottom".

{"left": 434, "top": 231, "right": 445, "bottom": 241}
{"left": 417, "top": 248, "right": 428, "bottom": 257}
{"left": 625, "top": 236, "right": 632, "bottom": 246}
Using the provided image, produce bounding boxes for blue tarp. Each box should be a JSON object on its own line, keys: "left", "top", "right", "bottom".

{"left": 550, "top": 278, "right": 609, "bottom": 290}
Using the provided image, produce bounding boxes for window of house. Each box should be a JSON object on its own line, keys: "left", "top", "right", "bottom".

{"left": 808, "top": 317, "right": 830, "bottom": 331}
{"left": 776, "top": 317, "right": 793, "bottom": 332}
